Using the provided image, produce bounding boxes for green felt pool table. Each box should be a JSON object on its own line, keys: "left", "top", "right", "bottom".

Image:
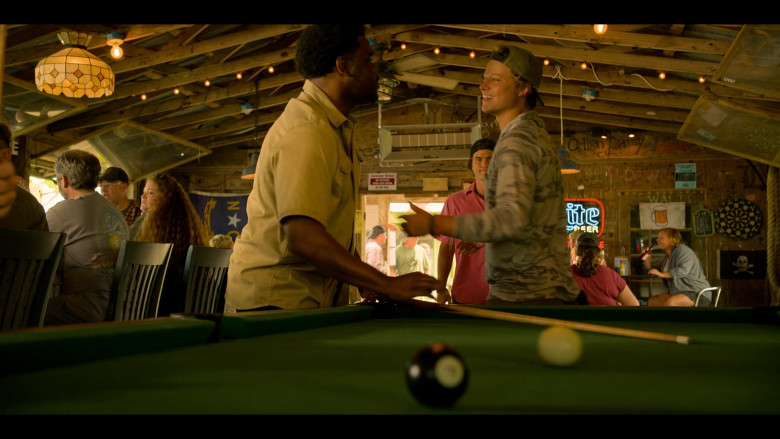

{"left": 1, "top": 302, "right": 779, "bottom": 414}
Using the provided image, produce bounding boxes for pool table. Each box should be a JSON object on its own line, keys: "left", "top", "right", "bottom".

{"left": 1, "top": 301, "right": 779, "bottom": 414}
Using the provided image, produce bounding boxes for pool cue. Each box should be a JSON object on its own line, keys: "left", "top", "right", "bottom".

{"left": 396, "top": 299, "right": 691, "bottom": 345}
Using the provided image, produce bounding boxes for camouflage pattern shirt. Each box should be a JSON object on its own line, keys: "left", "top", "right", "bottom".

{"left": 454, "top": 111, "right": 579, "bottom": 303}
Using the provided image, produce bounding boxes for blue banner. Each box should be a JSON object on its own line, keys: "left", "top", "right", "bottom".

{"left": 189, "top": 191, "right": 249, "bottom": 243}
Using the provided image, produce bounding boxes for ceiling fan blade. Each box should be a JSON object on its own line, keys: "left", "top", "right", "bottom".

{"left": 395, "top": 72, "right": 459, "bottom": 90}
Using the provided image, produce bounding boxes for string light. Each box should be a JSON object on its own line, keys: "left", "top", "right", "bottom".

{"left": 658, "top": 72, "right": 666, "bottom": 80}
{"left": 236, "top": 72, "right": 243, "bottom": 80}
{"left": 433, "top": 47, "right": 440, "bottom": 55}
{"left": 469, "top": 51, "right": 475, "bottom": 58}
{"left": 400, "top": 43, "right": 407, "bottom": 50}
{"left": 543, "top": 59, "right": 550, "bottom": 66}
{"left": 173, "top": 88, "right": 180, "bottom": 95}
{"left": 594, "top": 24, "right": 608, "bottom": 35}
{"left": 580, "top": 62, "right": 588, "bottom": 70}
{"left": 698, "top": 76, "right": 706, "bottom": 83}
{"left": 204, "top": 79, "right": 211, "bottom": 87}
{"left": 268, "top": 66, "right": 275, "bottom": 73}
{"left": 141, "top": 94, "right": 147, "bottom": 101}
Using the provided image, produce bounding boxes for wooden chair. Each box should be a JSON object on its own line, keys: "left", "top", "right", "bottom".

{"left": 0, "top": 229, "right": 66, "bottom": 330}
{"left": 182, "top": 246, "right": 232, "bottom": 314}
{"left": 107, "top": 241, "right": 173, "bottom": 321}
{"left": 695, "top": 286, "right": 722, "bottom": 307}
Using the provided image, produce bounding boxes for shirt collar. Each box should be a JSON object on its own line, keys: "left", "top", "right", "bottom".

{"left": 302, "top": 80, "right": 355, "bottom": 129}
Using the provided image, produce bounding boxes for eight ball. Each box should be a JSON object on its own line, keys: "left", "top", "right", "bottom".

{"left": 405, "top": 342, "right": 469, "bottom": 408}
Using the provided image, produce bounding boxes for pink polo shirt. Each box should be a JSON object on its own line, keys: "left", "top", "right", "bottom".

{"left": 437, "top": 182, "right": 490, "bottom": 304}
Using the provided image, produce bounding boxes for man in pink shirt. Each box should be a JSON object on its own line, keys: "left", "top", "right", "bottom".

{"left": 435, "top": 139, "right": 495, "bottom": 304}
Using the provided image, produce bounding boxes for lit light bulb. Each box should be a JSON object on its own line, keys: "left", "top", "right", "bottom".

{"left": 109, "top": 45, "right": 123, "bottom": 59}
{"left": 236, "top": 72, "right": 243, "bottom": 80}
{"left": 268, "top": 66, "right": 275, "bottom": 73}
{"left": 698, "top": 76, "right": 706, "bottom": 83}
{"left": 594, "top": 24, "right": 608, "bottom": 35}
{"left": 204, "top": 79, "right": 211, "bottom": 87}
{"left": 543, "top": 59, "right": 550, "bottom": 66}
{"left": 581, "top": 62, "right": 588, "bottom": 70}
{"left": 173, "top": 88, "right": 180, "bottom": 95}
{"left": 434, "top": 47, "right": 440, "bottom": 55}
{"left": 469, "top": 51, "right": 475, "bottom": 58}
{"left": 400, "top": 43, "right": 407, "bottom": 50}
{"left": 658, "top": 72, "right": 666, "bottom": 80}
{"left": 141, "top": 94, "right": 147, "bottom": 101}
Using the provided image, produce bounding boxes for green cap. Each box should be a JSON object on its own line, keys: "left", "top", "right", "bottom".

{"left": 491, "top": 45, "right": 543, "bottom": 88}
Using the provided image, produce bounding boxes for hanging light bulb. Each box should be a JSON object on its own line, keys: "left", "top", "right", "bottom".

{"left": 400, "top": 43, "right": 407, "bottom": 50}
{"left": 543, "top": 59, "right": 550, "bottom": 66}
{"left": 469, "top": 51, "right": 475, "bottom": 58}
{"left": 204, "top": 79, "right": 211, "bottom": 87}
{"left": 658, "top": 72, "right": 666, "bottom": 80}
{"left": 173, "top": 88, "right": 180, "bottom": 95}
{"left": 698, "top": 76, "right": 706, "bottom": 83}
{"left": 141, "top": 94, "right": 147, "bottom": 101}
{"left": 594, "top": 24, "right": 608, "bottom": 35}
{"left": 106, "top": 31, "right": 124, "bottom": 60}
{"left": 268, "top": 66, "right": 275, "bottom": 73}
{"left": 236, "top": 72, "right": 243, "bottom": 80}
{"left": 434, "top": 47, "right": 440, "bottom": 55}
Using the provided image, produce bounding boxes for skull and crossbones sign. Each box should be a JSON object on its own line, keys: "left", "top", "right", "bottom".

{"left": 733, "top": 255, "right": 754, "bottom": 275}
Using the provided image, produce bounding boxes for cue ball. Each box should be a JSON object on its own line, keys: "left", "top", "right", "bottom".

{"left": 405, "top": 342, "right": 469, "bottom": 408}
{"left": 537, "top": 326, "right": 583, "bottom": 367}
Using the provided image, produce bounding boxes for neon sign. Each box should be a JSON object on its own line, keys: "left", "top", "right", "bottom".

{"left": 565, "top": 198, "right": 604, "bottom": 237}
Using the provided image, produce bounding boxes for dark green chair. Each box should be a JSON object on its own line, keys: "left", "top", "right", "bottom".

{"left": 107, "top": 241, "right": 173, "bottom": 321}
{"left": 182, "top": 246, "right": 232, "bottom": 314}
{"left": 0, "top": 229, "right": 66, "bottom": 330}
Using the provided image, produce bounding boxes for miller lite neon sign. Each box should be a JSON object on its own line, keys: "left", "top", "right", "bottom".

{"left": 565, "top": 198, "right": 604, "bottom": 237}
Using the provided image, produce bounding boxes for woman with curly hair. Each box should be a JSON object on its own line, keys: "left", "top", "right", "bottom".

{"left": 571, "top": 233, "right": 639, "bottom": 306}
{"left": 134, "top": 173, "right": 210, "bottom": 315}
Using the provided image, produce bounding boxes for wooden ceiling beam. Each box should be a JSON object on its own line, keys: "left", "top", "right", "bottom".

{"left": 108, "top": 24, "right": 305, "bottom": 74}
{"left": 436, "top": 24, "right": 733, "bottom": 56}
{"left": 395, "top": 31, "right": 721, "bottom": 75}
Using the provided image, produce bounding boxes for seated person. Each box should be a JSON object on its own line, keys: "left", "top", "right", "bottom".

{"left": 645, "top": 227, "right": 711, "bottom": 307}
{"left": 210, "top": 234, "right": 234, "bottom": 249}
{"left": 571, "top": 233, "right": 639, "bottom": 306}
{"left": 0, "top": 122, "right": 47, "bottom": 231}
{"left": 45, "top": 150, "right": 129, "bottom": 325}
{"left": 133, "top": 173, "right": 210, "bottom": 316}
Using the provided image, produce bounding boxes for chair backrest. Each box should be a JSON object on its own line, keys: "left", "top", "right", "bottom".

{"left": 695, "top": 286, "right": 722, "bottom": 307}
{"left": 0, "top": 229, "right": 66, "bottom": 330}
{"left": 107, "top": 241, "right": 173, "bottom": 321}
{"left": 182, "top": 246, "right": 232, "bottom": 314}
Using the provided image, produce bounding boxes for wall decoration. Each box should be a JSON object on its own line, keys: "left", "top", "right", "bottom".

{"left": 718, "top": 250, "right": 766, "bottom": 280}
{"left": 639, "top": 202, "right": 685, "bottom": 230}
{"left": 693, "top": 208, "right": 715, "bottom": 237}
{"left": 714, "top": 198, "right": 763, "bottom": 240}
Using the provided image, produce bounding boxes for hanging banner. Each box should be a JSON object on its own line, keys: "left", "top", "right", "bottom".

{"left": 639, "top": 202, "right": 685, "bottom": 229}
{"left": 189, "top": 191, "right": 249, "bottom": 242}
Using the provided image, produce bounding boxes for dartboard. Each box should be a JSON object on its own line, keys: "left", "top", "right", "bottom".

{"left": 714, "top": 198, "right": 763, "bottom": 240}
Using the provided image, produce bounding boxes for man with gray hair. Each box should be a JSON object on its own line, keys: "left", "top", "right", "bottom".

{"left": 45, "top": 150, "right": 128, "bottom": 325}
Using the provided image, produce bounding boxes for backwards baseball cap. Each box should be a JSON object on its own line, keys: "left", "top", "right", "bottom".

{"left": 490, "top": 45, "right": 544, "bottom": 106}
{"left": 576, "top": 233, "right": 599, "bottom": 248}
{"left": 368, "top": 225, "right": 386, "bottom": 239}
{"left": 99, "top": 166, "right": 129, "bottom": 183}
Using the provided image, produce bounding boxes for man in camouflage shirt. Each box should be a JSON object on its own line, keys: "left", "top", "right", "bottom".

{"left": 403, "top": 45, "right": 581, "bottom": 305}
